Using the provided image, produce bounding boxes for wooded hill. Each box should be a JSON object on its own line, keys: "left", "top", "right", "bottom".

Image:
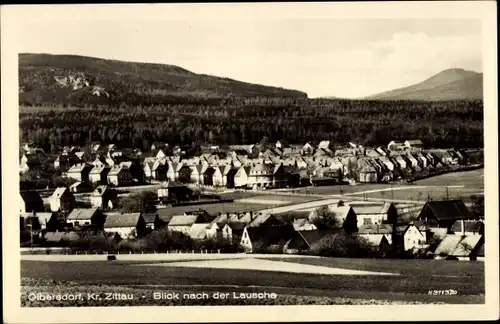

{"left": 19, "top": 53, "right": 308, "bottom": 107}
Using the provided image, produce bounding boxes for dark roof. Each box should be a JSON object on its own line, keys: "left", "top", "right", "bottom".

{"left": 357, "top": 224, "right": 393, "bottom": 234}
{"left": 296, "top": 229, "right": 340, "bottom": 246}
{"left": 20, "top": 191, "right": 43, "bottom": 204}
{"left": 227, "top": 222, "right": 247, "bottom": 231}
{"left": 227, "top": 168, "right": 239, "bottom": 176}
{"left": 422, "top": 200, "right": 473, "bottom": 220}
{"left": 245, "top": 225, "right": 296, "bottom": 246}
{"left": 67, "top": 208, "right": 98, "bottom": 220}
{"left": 273, "top": 210, "right": 311, "bottom": 223}
{"left": 142, "top": 213, "right": 158, "bottom": 224}
{"left": 450, "top": 220, "right": 483, "bottom": 233}
{"left": 104, "top": 213, "right": 141, "bottom": 228}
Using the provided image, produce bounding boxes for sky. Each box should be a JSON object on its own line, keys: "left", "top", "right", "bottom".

{"left": 10, "top": 5, "right": 483, "bottom": 98}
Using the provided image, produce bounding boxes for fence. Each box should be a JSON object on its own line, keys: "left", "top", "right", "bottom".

{"left": 21, "top": 247, "right": 235, "bottom": 255}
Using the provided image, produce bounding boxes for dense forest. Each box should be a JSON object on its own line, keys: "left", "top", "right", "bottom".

{"left": 19, "top": 98, "right": 483, "bottom": 151}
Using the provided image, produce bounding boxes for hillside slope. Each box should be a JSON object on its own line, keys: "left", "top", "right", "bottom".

{"left": 19, "top": 53, "right": 307, "bottom": 106}
{"left": 365, "top": 68, "right": 483, "bottom": 101}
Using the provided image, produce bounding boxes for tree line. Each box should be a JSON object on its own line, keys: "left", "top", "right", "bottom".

{"left": 19, "top": 98, "right": 483, "bottom": 151}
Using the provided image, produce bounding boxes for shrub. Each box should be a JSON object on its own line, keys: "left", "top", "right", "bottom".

{"left": 309, "top": 232, "right": 376, "bottom": 258}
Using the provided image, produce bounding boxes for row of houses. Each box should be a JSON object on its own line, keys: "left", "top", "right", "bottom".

{"left": 20, "top": 138, "right": 473, "bottom": 189}
{"left": 20, "top": 185, "right": 118, "bottom": 216}
{"left": 21, "top": 196, "right": 485, "bottom": 260}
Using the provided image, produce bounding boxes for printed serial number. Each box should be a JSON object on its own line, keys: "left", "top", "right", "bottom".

{"left": 428, "top": 289, "right": 457, "bottom": 295}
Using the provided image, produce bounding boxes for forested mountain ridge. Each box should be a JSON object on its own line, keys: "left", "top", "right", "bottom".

{"left": 18, "top": 53, "right": 308, "bottom": 106}
{"left": 365, "top": 68, "right": 483, "bottom": 101}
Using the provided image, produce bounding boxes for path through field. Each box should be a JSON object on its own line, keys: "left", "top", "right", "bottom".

{"left": 139, "top": 258, "right": 398, "bottom": 276}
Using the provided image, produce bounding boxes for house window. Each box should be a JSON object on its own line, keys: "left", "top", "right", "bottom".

{"left": 363, "top": 218, "right": 372, "bottom": 225}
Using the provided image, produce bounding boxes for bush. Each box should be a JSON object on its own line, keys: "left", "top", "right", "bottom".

{"left": 309, "top": 232, "right": 377, "bottom": 258}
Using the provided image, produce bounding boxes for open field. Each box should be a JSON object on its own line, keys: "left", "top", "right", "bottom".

{"left": 157, "top": 194, "right": 320, "bottom": 217}
{"left": 412, "top": 169, "right": 484, "bottom": 188}
{"left": 275, "top": 169, "right": 484, "bottom": 203}
{"left": 277, "top": 169, "right": 484, "bottom": 196}
{"left": 21, "top": 255, "right": 484, "bottom": 306}
{"left": 348, "top": 186, "right": 483, "bottom": 202}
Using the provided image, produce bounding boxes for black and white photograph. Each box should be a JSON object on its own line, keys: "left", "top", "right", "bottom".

{"left": 2, "top": 2, "right": 498, "bottom": 323}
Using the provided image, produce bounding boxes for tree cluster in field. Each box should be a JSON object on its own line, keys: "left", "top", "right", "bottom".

{"left": 117, "top": 191, "right": 159, "bottom": 213}
{"left": 20, "top": 98, "right": 483, "bottom": 151}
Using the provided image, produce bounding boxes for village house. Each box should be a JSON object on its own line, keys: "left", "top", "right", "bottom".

{"left": 107, "top": 164, "right": 134, "bottom": 186}
{"left": 240, "top": 224, "right": 296, "bottom": 253}
{"left": 387, "top": 140, "right": 405, "bottom": 151}
{"left": 66, "top": 208, "right": 105, "bottom": 229}
{"left": 90, "top": 155, "right": 107, "bottom": 167}
{"left": 54, "top": 153, "right": 81, "bottom": 172}
{"left": 415, "top": 152, "right": 429, "bottom": 168}
{"left": 189, "top": 164, "right": 209, "bottom": 185}
{"left": 358, "top": 159, "right": 379, "bottom": 183}
{"left": 284, "top": 229, "right": 341, "bottom": 254}
{"left": 167, "top": 214, "right": 200, "bottom": 235}
{"left": 248, "top": 164, "right": 274, "bottom": 189}
{"left": 142, "top": 212, "right": 161, "bottom": 231}
{"left": 103, "top": 212, "right": 148, "bottom": 239}
{"left": 21, "top": 212, "right": 60, "bottom": 233}
{"left": 404, "top": 140, "right": 424, "bottom": 150}
{"left": 48, "top": 187, "right": 76, "bottom": 214}
{"left": 20, "top": 152, "right": 43, "bottom": 171}
{"left": 449, "top": 220, "right": 484, "bottom": 236}
{"left": 65, "top": 163, "right": 93, "bottom": 183}
{"left": 406, "top": 153, "right": 422, "bottom": 171}
{"left": 168, "top": 164, "right": 188, "bottom": 183}
{"left": 19, "top": 191, "right": 45, "bottom": 214}
{"left": 90, "top": 185, "right": 118, "bottom": 210}
{"left": 400, "top": 222, "right": 430, "bottom": 251}
{"left": 394, "top": 155, "right": 408, "bottom": 170}
{"left": 234, "top": 166, "right": 251, "bottom": 188}
{"left": 212, "top": 165, "right": 228, "bottom": 187}
{"left": 157, "top": 181, "right": 193, "bottom": 203}
{"left": 220, "top": 222, "right": 247, "bottom": 244}
{"left": 275, "top": 139, "right": 289, "bottom": 150}
{"left": 69, "top": 181, "right": 92, "bottom": 193}
{"left": 151, "top": 159, "right": 169, "bottom": 181}
{"left": 189, "top": 223, "right": 213, "bottom": 240}
{"left": 350, "top": 202, "right": 398, "bottom": 228}
{"left": 89, "top": 164, "right": 111, "bottom": 184}
{"left": 291, "top": 218, "right": 317, "bottom": 231}
{"left": 19, "top": 161, "right": 30, "bottom": 174}
{"left": 417, "top": 200, "right": 474, "bottom": 229}
{"left": 434, "top": 234, "right": 484, "bottom": 261}
{"left": 247, "top": 213, "right": 285, "bottom": 228}
{"left": 355, "top": 225, "right": 392, "bottom": 253}
{"left": 301, "top": 142, "right": 314, "bottom": 155}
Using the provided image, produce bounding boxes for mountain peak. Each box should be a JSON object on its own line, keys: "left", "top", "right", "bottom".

{"left": 364, "top": 68, "right": 482, "bottom": 101}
